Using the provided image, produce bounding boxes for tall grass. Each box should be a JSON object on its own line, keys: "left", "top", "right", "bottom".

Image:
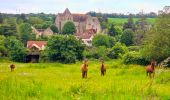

{"left": 0, "top": 60, "right": 170, "bottom": 99}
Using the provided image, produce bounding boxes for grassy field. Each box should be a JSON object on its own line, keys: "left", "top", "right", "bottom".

{"left": 108, "top": 18, "right": 156, "bottom": 26}
{"left": 0, "top": 60, "right": 170, "bottom": 100}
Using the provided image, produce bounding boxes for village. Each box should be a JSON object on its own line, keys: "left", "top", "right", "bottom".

{"left": 0, "top": 1, "right": 170, "bottom": 99}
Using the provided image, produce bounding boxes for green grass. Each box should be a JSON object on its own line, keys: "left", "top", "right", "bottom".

{"left": 108, "top": 18, "right": 156, "bottom": 26}
{"left": 0, "top": 60, "right": 170, "bottom": 100}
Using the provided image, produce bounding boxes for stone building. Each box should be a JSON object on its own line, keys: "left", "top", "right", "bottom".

{"left": 55, "top": 8, "right": 101, "bottom": 46}
{"left": 32, "top": 27, "right": 54, "bottom": 38}
{"left": 55, "top": 8, "right": 101, "bottom": 34}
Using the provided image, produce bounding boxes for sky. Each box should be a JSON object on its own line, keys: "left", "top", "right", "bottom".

{"left": 0, "top": 0, "right": 169, "bottom": 14}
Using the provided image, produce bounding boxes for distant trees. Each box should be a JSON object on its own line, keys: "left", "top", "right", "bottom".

{"left": 50, "top": 25, "right": 58, "bottom": 33}
{"left": 45, "top": 35, "right": 84, "bottom": 63}
{"left": 28, "top": 17, "right": 44, "bottom": 25}
{"left": 62, "top": 21, "right": 76, "bottom": 35}
{"left": 0, "top": 18, "right": 17, "bottom": 36}
{"left": 121, "top": 29, "right": 134, "bottom": 46}
{"left": 92, "top": 34, "right": 116, "bottom": 48}
{"left": 18, "top": 23, "right": 36, "bottom": 45}
{"left": 107, "top": 24, "right": 118, "bottom": 37}
{"left": 123, "top": 14, "right": 135, "bottom": 31}
{"left": 87, "top": 11, "right": 157, "bottom": 18}
{"left": 0, "top": 13, "right": 3, "bottom": 24}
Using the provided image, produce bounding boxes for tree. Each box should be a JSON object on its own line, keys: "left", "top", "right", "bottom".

{"left": 141, "top": 13, "right": 170, "bottom": 61}
{"left": 107, "top": 42, "right": 128, "bottom": 59}
{"left": 18, "top": 23, "right": 35, "bottom": 45}
{"left": 50, "top": 25, "right": 58, "bottom": 33}
{"left": 0, "top": 13, "right": 3, "bottom": 24}
{"left": 45, "top": 35, "right": 84, "bottom": 63}
{"left": 92, "top": 34, "right": 116, "bottom": 48}
{"left": 107, "top": 24, "right": 118, "bottom": 37}
{"left": 121, "top": 29, "right": 134, "bottom": 46}
{"left": 5, "top": 36, "right": 27, "bottom": 62}
{"left": 123, "top": 14, "right": 135, "bottom": 31}
{"left": 2, "top": 18, "right": 17, "bottom": 36}
{"left": 62, "top": 21, "right": 76, "bottom": 35}
{"left": 28, "top": 17, "right": 43, "bottom": 25}
{"left": 0, "top": 35, "right": 7, "bottom": 57}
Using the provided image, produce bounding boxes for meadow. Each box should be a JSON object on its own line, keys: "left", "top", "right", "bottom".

{"left": 0, "top": 60, "right": 170, "bottom": 100}
{"left": 108, "top": 18, "right": 156, "bottom": 26}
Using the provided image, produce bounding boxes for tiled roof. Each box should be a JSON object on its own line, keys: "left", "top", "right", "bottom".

{"left": 27, "top": 41, "right": 47, "bottom": 50}
{"left": 72, "top": 14, "right": 87, "bottom": 22}
{"left": 75, "top": 29, "right": 97, "bottom": 39}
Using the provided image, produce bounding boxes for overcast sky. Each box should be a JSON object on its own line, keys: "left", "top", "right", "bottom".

{"left": 0, "top": 0, "right": 169, "bottom": 14}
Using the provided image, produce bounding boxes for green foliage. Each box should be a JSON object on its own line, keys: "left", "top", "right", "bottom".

{"left": 83, "top": 46, "right": 109, "bottom": 60}
{"left": 107, "top": 24, "right": 118, "bottom": 36}
{"left": 18, "top": 23, "right": 35, "bottom": 45}
{"left": 5, "top": 36, "right": 27, "bottom": 62}
{"left": 123, "top": 14, "right": 136, "bottom": 31}
{"left": 45, "top": 35, "right": 84, "bottom": 63}
{"left": 123, "top": 51, "right": 148, "bottom": 65}
{"left": 128, "top": 46, "right": 141, "bottom": 52}
{"left": 121, "top": 29, "right": 134, "bottom": 46}
{"left": 0, "top": 13, "right": 3, "bottom": 24}
{"left": 62, "top": 21, "right": 76, "bottom": 35}
{"left": 1, "top": 18, "right": 17, "bottom": 36}
{"left": 141, "top": 13, "right": 170, "bottom": 61}
{"left": 92, "top": 34, "right": 116, "bottom": 48}
{"left": 28, "top": 17, "right": 43, "bottom": 25}
{"left": 50, "top": 25, "right": 58, "bottom": 33}
{"left": 0, "top": 35, "right": 7, "bottom": 57}
{"left": 107, "top": 42, "right": 128, "bottom": 59}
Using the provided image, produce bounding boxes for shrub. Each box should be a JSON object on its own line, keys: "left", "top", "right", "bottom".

{"left": 45, "top": 35, "right": 84, "bottom": 63}
{"left": 92, "top": 34, "right": 116, "bottom": 48}
{"left": 107, "top": 42, "right": 128, "bottom": 59}
{"left": 123, "top": 51, "right": 149, "bottom": 65}
{"left": 5, "top": 36, "right": 27, "bottom": 62}
{"left": 128, "top": 46, "right": 141, "bottom": 52}
{"left": 120, "top": 29, "right": 134, "bottom": 46}
{"left": 83, "top": 46, "right": 110, "bottom": 60}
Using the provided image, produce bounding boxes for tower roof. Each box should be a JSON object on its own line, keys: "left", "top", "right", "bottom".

{"left": 63, "top": 8, "right": 71, "bottom": 15}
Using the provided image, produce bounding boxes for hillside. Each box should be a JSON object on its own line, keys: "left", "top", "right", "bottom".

{"left": 108, "top": 18, "right": 156, "bottom": 26}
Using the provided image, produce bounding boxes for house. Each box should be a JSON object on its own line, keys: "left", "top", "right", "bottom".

{"left": 26, "top": 41, "right": 47, "bottom": 63}
{"left": 75, "top": 29, "right": 97, "bottom": 46}
{"left": 32, "top": 27, "right": 54, "bottom": 38}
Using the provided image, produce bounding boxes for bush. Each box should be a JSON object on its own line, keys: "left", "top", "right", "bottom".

{"left": 92, "top": 34, "right": 116, "bottom": 48}
{"left": 45, "top": 35, "right": 84, "bottom": 63}
{"left": 123, "top": 51, "right": 149, "bottom": 65}
{"left": 128, "top": 46, "right": 141, "bottom": 52}
{"left": 120, "top": 29, "right": 134, "bottom": 46}
{"left": 107, "top": 42, "right": 128, "bottom": 59}
{"left": 5, "top": 36, "right": 27, "bottom": 62}
{"left": 83, "top": 46, "right": 110, "bottom": 60}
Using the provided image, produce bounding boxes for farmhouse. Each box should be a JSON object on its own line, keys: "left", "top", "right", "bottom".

{"left": 26, "top": 41, "right": 47, "bottom": 63}
{"left": 32, "top": 27, "right": 54, "bottom": 38}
